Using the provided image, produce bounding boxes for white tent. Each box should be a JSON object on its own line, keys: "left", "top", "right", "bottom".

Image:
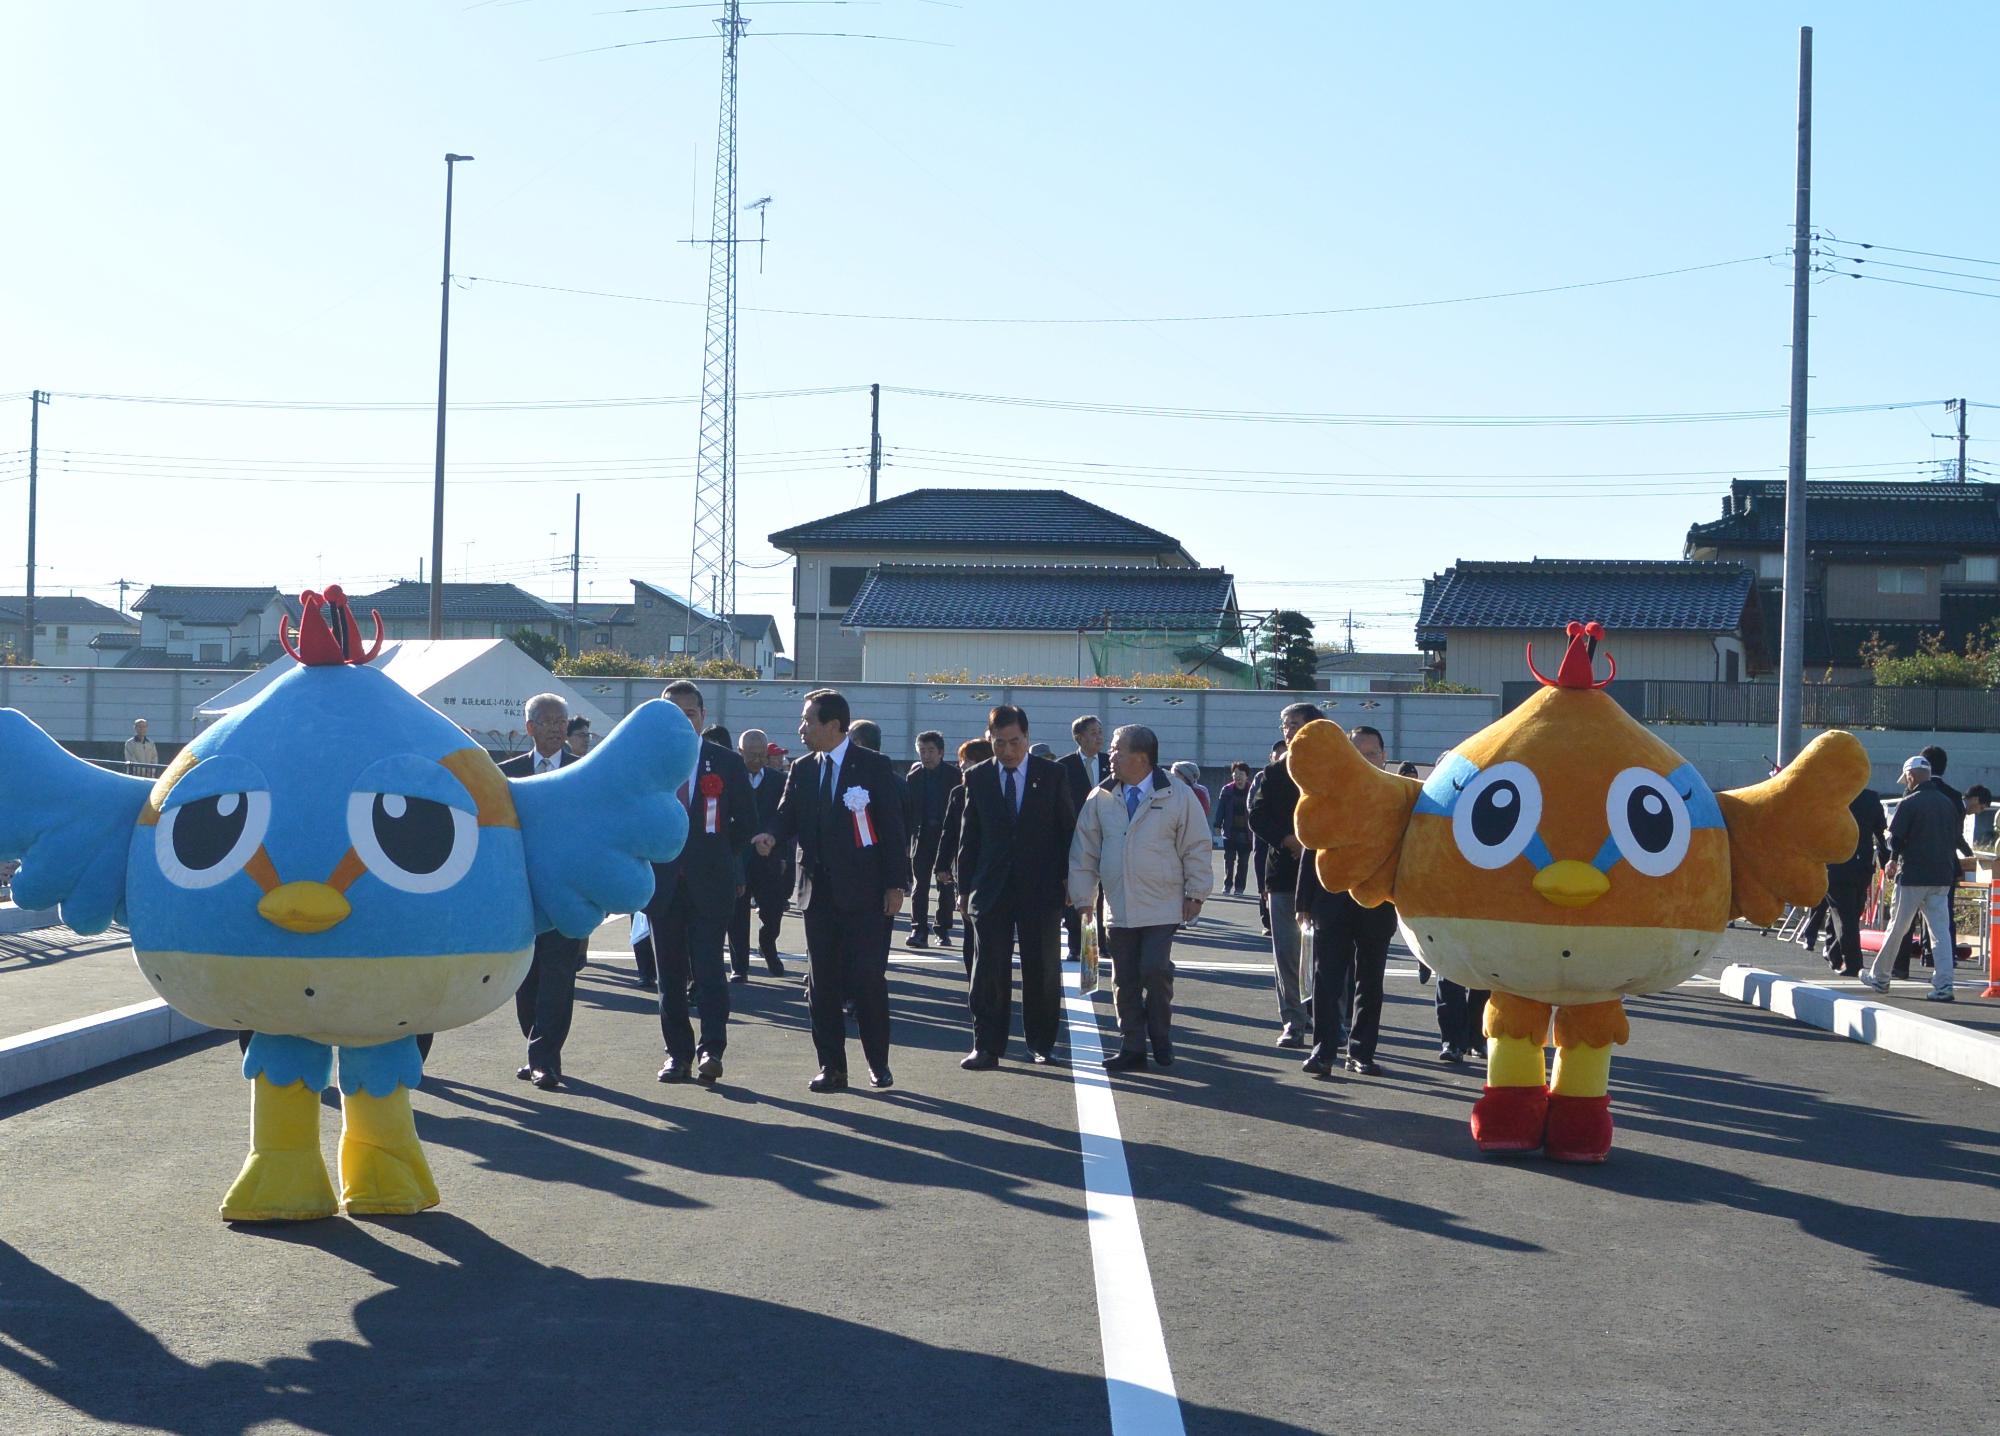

{"left": 195, "top": 639, "right": 613, "bottom": 753}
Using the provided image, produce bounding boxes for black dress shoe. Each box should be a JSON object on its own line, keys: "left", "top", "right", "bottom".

{"left": 1438, "top": 1045, "right": 1464, "bottom": 1065}
{"left": 868, "top": 1067, "right": 894, "bottom": 1089}
{"left": 1345, "top": 1056, "right": 1381, "bottom": 1076}
{"left": 515, "top": 1065, "right": 534, "bottom": 1081}
{"left": 764, "top": 954, "right": 785, "bottom": 975}
{"left": 1151, "top": 1048, "right": 1174, "bottom": 1069}
{"left": 657, "top": 1058, "right": 690, "bottom": 1083}
{"left": 960, "top": 1049, "right": 1000, "bottom": 1071}
{"left": 1103, "top": 1050, "right": 1147, "bottom": 1072}
{"left": 905, "top": 933, "right": 930, "bottom": 950}
{"left": 1300, "top": 1052, "right": 1332, "bottom": 1077}
{"left": 1030, "top": 1050, "right": 1056, "bottom": 1066}
{"left": 531, "top": 1070, "right": 564, "bottom": 1091}
{"left": 809, "top": 1067, "right": 848, "bottom": 1093}
{"left": 638, "top": 979, "right": 658, "bottom": 993}
{"left": 729, "top": 971, "right": 749, "bottom": 985}
{"left": 935, "top": 933, "right": 954, "bottom": 949}
{"left": 695, "top": 1054, "right": 723, "bottom": 1085}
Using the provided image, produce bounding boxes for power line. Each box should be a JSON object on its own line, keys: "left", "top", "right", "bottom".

{"left": 1817, "top": 267, "right": 2000, "bottom": 302}
{"left": 1818, "top": 253, "right": 2000, "bottom": 286}
{"left": 464, "top": 254, "right": 1783, "bottom": 325}
{"left": 1818, "top": 236, "right": 2000, "bottom": 268}
{"left": 44, "top": 384, "right": 863, "bottom": 412}
{"left": 880, "top": 388, "right": 1948, "bottom": 428}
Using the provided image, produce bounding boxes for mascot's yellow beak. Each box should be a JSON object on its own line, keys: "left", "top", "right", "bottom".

{"left": 1533, "top": 860, "right": 1610, "bottom": 909}
{"left": 258, "top": 880, "right": 352, "bottom": 934}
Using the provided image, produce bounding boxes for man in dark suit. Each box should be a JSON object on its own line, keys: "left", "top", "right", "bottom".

{"left": 1249, "top": 704, "right": 1321, "bottom": 1047}
{"left": 730, "top": 728, "right": 790, "bottom": 979}
{"left": 498, "top": 692, "right": 590, "bottom": 1092}
{"left": 904, "top": 730, "right": 961, "bottom": 950}
{"left": 1826, "top": 785, "right": 1890, "bottom": 978}
{"left": 753, "top": 688, "right": 910, "bottom": 1093}
{"left": 644, "top": 681, "right": 756, "bottom": 1087}
{"left": 1056, "top": 714, "right": 1111, "bottom": 961}
{"left": 957, "top": 704, "right": 1078, "bottom": 1068}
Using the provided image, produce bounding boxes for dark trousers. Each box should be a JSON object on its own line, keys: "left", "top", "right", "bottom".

{"left": 1310, "top": 894, "right": 1396, "bottom": 1060}
{"left": 970, "top": 899, "right": 1064, "bottom": 1057}
{"left": 1826, "top": 872, "right": 1869, "bottom": 974}
{"left": 803, "top": 898, "right": 891, "bottom": 1074}
{"left": 1109, "top": 923, "right": 1176, "bottom": 1058}
{"left": 633, "top": 933, "right": 657, "bottom": 986}
{"left": 729, "top": 858, "right": 790, "bottom": 974}
{"left": 1434, "top": 979, "right": 1490, "bottom": 1052}
{"left": 1799, "top": 897, "right": 1829, "bottom": 947}
{"left": 648, "top": 878, "right": 731, "bottom": 1061}
{"left": 515, "top": 933, "right": 582, "bottom": 1076}
{"left": 911, "top": 830, "right": 953, "bottom": 940}
{"left": 1222, "top": 837, "right": 1251, "bottom": 892}
{"left": 960, "top": 897, "right": 977, "bottom": 977}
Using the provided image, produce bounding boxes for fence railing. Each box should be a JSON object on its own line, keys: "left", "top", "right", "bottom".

{"left": 1500, "top": 680, "right": 2000, "bottom": 733}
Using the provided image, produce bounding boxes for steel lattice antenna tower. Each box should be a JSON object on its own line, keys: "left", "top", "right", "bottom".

{"left": 685, "top": 0, "right": 748, "bottom": 661}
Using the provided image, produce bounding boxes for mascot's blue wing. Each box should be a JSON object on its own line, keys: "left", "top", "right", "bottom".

{"left": 508, "top": 699, "right": 699, "bottom": 939}
{"left": 0, "top": 709, "right": 152, "bottom": 933}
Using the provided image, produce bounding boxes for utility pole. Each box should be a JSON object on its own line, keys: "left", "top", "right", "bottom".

{"left": 568, "top": 493, "right": 581, "bottom": 659}
{"left": 1945, "top": 398, "right": 1969, "bottom": 483}
{"left": 430, "top": 152, "right": 475, "bottom": 642}
{"left": 1776, "top": 26, "right": 1812, "bottom": 769}
{"left": 23, "top": 391, "right": 48, "bottom": 663}
{"left": 868, "top": 382, "right": 882, "bottom": 504}
{"left": 113, "top": 577, "right": 140, "bottom": 617}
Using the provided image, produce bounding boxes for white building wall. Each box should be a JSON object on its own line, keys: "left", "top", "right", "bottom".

{"left": 861, "top": 630, "right": 1089, "bottom": 683}
{"left": 1441, "top": 629, "right": 1729, "bottom": 693}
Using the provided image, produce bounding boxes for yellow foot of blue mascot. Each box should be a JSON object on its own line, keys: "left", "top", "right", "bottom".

{"left": 1288, "top": 620, "right": 1869, "bottom": 1163}
{"left": 0, "top": 584, "right": 699, "bottom": 1221}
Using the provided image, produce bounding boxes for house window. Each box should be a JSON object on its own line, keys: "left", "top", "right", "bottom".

{"left": 55, "top": 626, "right": 69, "bottom": 643}
{"left": 642, "top": 596, "right": 654, "bottom": 610}
{"left": 1756, "top": 552, "right": 1784, "bottom": 580}
{"left": 199, "top": 642, "right": 224, "bottom": 663}
{"left": 670, "top": 635, "right": 686, "bottom": 653}
{"left": 1725, "top": 650, "right": 1741, "bottom": 683}
{"left": 1877, "top": 567, "right": 1926, "bottom": 595}
{"left": 828, "top": 566, "right": 869, "bottom": 607}
{"left": 1967, "top": 556, "right": 2000, "bottom": 584}
{"left": 170, "top": 629, "right": 186, "bottom": 641}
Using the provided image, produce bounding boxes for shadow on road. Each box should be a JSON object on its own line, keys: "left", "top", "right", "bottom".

{"left": 0, "top": 1220, "right": 1322, "bottom": 1435}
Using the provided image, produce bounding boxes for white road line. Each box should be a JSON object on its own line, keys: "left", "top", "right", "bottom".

{"left": 1061, "top": 961, "right": 1187, "bottom": 1436}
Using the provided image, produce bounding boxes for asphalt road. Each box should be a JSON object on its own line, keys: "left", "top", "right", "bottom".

{"left": 0, "top": 889, "right": 1994, "bottom": 1435}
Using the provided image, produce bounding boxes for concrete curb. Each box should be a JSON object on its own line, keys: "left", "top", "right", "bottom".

{"left": 0, "top": 999, "right": 216, "bottom": 1102}
{"left": 0, "top": 903, "right": 61, "bottom": 935}
{"left": 1720, "top": 964, "right": 2000, "bottom": 1090}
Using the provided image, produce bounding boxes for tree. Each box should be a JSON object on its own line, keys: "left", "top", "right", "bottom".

{"left": 510, "top": 628, "right": 563, "bottom": 670}
{"left": 1263, "top": 610, "right": 1318, "bottom": 690}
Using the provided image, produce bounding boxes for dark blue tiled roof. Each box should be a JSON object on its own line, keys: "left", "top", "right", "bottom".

{"left": 770, "top": 489, "right": 1186, "bottom": 555}
{"left": 843, "top": 565, "right": 1236, "bottom": 631}
{"left": 355, "top": 582, "right": 566, "bottom": 624}
{"left": 132, "top": 586, "right": 291, "bottom": 624}
{"left": 1687, "top": 479, "right": 2000, "bottom": 552}
{"left": 0, "top": 595, "right": 136, "bottom": 627}
{"left": 1417, "top": 559, "right": 1754, "bottom": 646}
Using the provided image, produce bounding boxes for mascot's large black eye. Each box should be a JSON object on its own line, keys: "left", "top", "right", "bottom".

{"left": 1450, "top": 761, "right": 1543, "bottom": 870}
{"left": 1626, "top": 788, "right": 1675, "bottom": 854}
{"left": 155, "top": 789, "right": 272, "bottom": 890}
{"left": 1606, "top": 768, "right": 1694, "bottom": 879}
{"left": 1471, "top": 782, "right": 1522, "bottom": 847}
{"left": 174, "top": 794, "right": 249, "bottom": 870}
{"left": 372, "top": 794, "right": 456, "bottom": 875}
{"left": 347, "top": 790, "right": 480, "bottom": 895}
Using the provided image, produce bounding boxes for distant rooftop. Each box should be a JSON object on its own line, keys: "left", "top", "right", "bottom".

{"left": 1418, "top": 559, "right": 1755, "bottom": 646}
{"left": 844, "top": 564, "right": 1237, "bottom": 631}
{"left": 770, "top": 488, "right": 1190, "bottom": 559}
{"left": 0, "top": 595, "right": 136, "bottom": 627}
{"left": 1687, "top": 479, "right": 2000, "bottom": 554}
{"left": 131, "top": 586, "right": 293, "bottom": 625}
{"left": 355, "top": 581, "right": 566, "bottom": 624}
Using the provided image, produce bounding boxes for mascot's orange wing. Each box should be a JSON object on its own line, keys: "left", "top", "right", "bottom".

{"left": 1288, "top": 719, "right": 1420, "bottom": 907}
{"left": 1716, "top": 729, "right": 1871, "bottom": 926}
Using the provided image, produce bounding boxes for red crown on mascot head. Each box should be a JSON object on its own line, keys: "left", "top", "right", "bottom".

{"left": 278, "top": 584, "right": 386, "bottom": 667}
{"left": 1525, "top": 620, "right": 1616, "bottom": 690}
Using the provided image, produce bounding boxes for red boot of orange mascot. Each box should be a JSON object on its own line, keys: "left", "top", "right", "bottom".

{"left": 1289, "top": 621, "right": 1867, "bottom": 1163}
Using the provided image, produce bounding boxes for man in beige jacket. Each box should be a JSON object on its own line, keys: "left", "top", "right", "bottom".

{"left": 1068, "top": 724, "right": 1213, "bottom": 1071}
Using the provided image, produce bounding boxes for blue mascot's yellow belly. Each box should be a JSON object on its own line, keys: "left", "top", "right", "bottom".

{"left": 136, "top": 947, "right": 533, "bottom": 1047}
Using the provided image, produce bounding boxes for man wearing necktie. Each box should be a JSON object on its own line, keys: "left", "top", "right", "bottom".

{"left": 644, "top": 681, "right": 756, "bottom": 1087}
{"left": 752, "top": 688, "right": 910, "bottom": 1092}
{"left": 497, "top": 692, "right": 590, "bottom": 1091}
{"left": 955, "top": 704, "right": 1077, "bottom": 1069}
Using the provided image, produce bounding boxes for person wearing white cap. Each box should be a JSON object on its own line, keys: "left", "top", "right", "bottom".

{"left": 1860, "top": 755, "right": 1962, "bottom": 1001}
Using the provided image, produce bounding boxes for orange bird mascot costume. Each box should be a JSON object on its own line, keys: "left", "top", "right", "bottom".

{"left": 1288, "top": 621, "right": 1868, "bottom": 1162}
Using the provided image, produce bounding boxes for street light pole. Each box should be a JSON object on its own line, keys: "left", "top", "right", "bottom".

{"left": 430, "top": 153, "right": 474, "bottom": 642}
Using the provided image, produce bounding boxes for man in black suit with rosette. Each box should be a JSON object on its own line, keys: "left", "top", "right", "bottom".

{"left": 753, "top": 688, "right": 910, "bottom": 1092}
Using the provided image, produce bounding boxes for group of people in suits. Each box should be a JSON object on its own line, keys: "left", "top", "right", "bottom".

{"left": 502, "top": 686, "right": 1232, "bottom": 1095}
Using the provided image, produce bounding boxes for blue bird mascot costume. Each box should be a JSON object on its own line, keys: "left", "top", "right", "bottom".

{"left": 0, "top": 584, "right": 698, "bottom": 1222}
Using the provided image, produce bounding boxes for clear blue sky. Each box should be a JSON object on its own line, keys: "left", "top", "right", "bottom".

{"left": 4, "top": 2, "right": 1996, "bottom": 652}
